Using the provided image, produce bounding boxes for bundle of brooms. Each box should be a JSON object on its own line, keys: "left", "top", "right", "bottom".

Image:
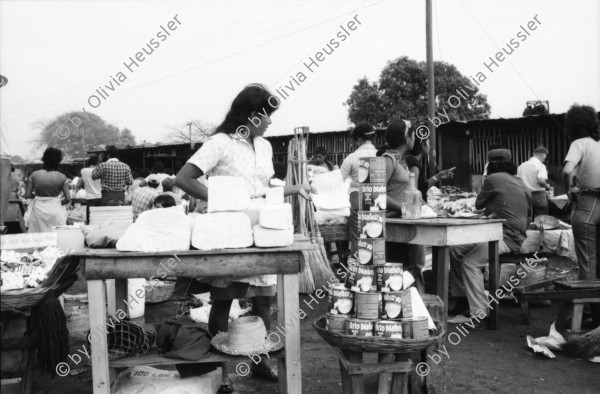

{"left": 286, "top": 127, "right": 335, "bottom": 293}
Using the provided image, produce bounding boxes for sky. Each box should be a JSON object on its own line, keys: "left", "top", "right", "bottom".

{"left": 1, "top": 0, "right": 599, "bottom": 158}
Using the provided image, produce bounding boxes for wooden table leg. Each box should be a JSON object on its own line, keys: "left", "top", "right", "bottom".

{"left": 105, "top": 280, "right": 116, "bottom": 316}
{"left": 378, "top": 353, "right": 394, "bottom": 393}
{"left": 114, "top": 279, "right": 128, "bottom": 318}
{"left": 87, "top": 279, "right": 110, "bottom": 394}
{"left": 488, "top": 241, "right": 499, "bottom": 330}
{"left": 432, "top": 246, "right": 449, "bottom": 329}
{"left": 571, "top": 302, "right": 584, "bottom": 332}
{"left": 277, "top": 273, "right": 302, "bottom": 394}
{"left": 345, "top": 351, "right": 364, "bottom": 394}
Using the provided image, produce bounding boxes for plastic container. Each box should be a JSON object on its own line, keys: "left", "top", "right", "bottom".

{"left": 53, "top": 225, "right": 85, "bottom": 251}
{"left": 127, "top": 278, "right": 146, "bottom": 318}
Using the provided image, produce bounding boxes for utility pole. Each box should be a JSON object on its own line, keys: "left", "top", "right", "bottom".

{"left": 187, "top": 122, "right": 194, "bottom": 150}
{"left": 426, "top": 0, "right": 437, "bottom": 174}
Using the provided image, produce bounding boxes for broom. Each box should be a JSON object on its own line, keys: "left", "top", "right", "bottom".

{"left": 306, "top": 199, "right": 336, "bottom": 289}
{"left": 299, "top": 125, "right": 336, "bottom": 291}
{"left": 287, "top": 129, "right": 314, "bottom": 293}
{"left": 562, "top": 326, "right": 600, "bottom": 359}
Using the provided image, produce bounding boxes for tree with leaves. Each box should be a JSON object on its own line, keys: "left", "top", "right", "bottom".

{"left": 346, "top": 56, "right": 491, "bottom": 128}
{"left": 167, "top": 120, "right": 216, "bottom": 144}
{"left": 33, "top": 111, "right": 136, "bottom": 158}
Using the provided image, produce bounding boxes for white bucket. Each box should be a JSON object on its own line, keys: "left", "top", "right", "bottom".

{"left": 127, "top": 278, "right": 146, "bottom": 318}
{"left": 53, "top": 225, "right": 85, "bottom": 251}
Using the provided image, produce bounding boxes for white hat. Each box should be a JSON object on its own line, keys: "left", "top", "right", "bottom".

{"left": 211, "top": 316, "right": 284, "bottom": 356}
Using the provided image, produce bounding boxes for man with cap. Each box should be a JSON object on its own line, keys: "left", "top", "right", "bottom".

{"left": 517, "top": 146, "right": 550, "bottom": 219}
{"left": 131, "top": 179, "right": 160, "bottom": 221}
{"left": 449, "top": 154, "right": 531, "bottom": 329}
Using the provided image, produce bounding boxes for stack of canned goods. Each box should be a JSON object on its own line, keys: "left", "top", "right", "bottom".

{"left": 323, "top": 157, "right": 431, "bottom": 340}
{"left": 326, "top": 281, "right": 429, "bottom": 339}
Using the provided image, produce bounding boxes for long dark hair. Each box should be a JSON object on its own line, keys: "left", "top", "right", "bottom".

{"left": 376, "top": 120, "right": 413, "bottom": 156}
{"left": 564, "top": 104, "right": 600, "bottom": 142}
{"left": 216, "top": 84, "right": 278, "bottom": 134}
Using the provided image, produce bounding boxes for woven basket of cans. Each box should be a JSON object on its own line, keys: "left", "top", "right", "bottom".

{"left": 313, "top": 314, "right": 444, "bottom": 353}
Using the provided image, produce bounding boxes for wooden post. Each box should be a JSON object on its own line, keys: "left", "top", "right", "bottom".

{"left": 426, "top": 0, "right": 437, "bottom": 174}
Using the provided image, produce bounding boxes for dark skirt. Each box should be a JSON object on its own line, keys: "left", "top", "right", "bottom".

{"left": 210, "top": 282, "right": 276, "bottom": 300}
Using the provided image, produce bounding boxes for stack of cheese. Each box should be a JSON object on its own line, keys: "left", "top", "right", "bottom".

{"left": 253, "top": 187, "right": 294, "bottom": 247}
{"left": 191, "top": 176, "right": 254, "bottom": 250}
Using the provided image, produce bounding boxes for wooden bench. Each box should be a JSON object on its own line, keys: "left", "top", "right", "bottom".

{"left": 514, "top": 280, "right": 600, "bottom": 332}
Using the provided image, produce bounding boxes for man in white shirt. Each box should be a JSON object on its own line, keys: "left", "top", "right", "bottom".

{"left": 517, "top": 146, "right": 550, "bottom": 219}
{"left": 77, "top": 155, "right": 103, "bottom": 223}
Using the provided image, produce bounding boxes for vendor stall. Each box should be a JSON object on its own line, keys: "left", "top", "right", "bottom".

{"left": 71, "top": 235, "right": 314, "bottom": 394}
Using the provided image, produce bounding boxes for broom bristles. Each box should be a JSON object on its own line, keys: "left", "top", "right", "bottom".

{"left": 563, "top": 326, "right": 600, "bottom": 359}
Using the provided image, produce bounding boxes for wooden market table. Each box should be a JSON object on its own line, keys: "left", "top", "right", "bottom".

{"left": 71, "top": 235, "right": 314, "bottom": 394}
{"left": 386, "top": 218, "right": 505, "bottom": 330}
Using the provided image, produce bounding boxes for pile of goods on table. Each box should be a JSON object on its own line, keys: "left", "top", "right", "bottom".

{"left": 426, "top": 186, "right": 483, "bottom": 218}
{"left": 115, "top": 175, "right": 296, "bottom": 252}
{"left": 318, "top": 157, "right": 439, "bottom": 341}
{"left": 0, "top": 245, "right": 67, "bottom": 291}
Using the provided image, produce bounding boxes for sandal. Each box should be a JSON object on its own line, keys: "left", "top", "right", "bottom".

{"left": 218, "top": 377, "right": 234, "bottom": 393}
{"left": 251, "top": 361, "right": 278, "bottom": 382}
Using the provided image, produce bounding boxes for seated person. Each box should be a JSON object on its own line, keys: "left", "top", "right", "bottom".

{"left": 449, "top": 156, "right": 531, "bottom": 329}
{"left": 153, "top": 194, "right": 176, "bottom": 209}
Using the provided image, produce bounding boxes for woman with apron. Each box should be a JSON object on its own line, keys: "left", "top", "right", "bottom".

{"left": 25, "top": 147, "right": 71, "bottom": 232}
{"left": 175, "top": 83, "right": 314, "bottom": 392}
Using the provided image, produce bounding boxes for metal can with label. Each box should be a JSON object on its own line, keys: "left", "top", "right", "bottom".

{"left": 357, "top": 238, "right": 386, "bottom": 265}
{"left": 374, "top": 320, "right": 403, "bottom": 338}
{"left": 375, "top": 263, "right": 404, "bottom": 292}
{"left": 400, "top": 289, "right": 413, "bottom": 318}
{"left": 359, "top": 184, "right": 387, "bottom": 211}
{"left": 358, "top": 157, "right": 387, "bottom": 184}
{"left": 354, "top": 291, "right": 382, "bottom": 320}
{"left": 401, "top": 319, "right": 412, "bottom": 339}
{"left": 358, "top": 211, "right": 386, "bottom": 239}
{"left": 326, "top": 312, "right": 350, "bottom": 332}
{"left": 346, "top": 318, "right": 374, "bottom": 336}
{"left": 329, "top": 284, "right": 354, "bottom": 315}
{"left": 347, "top": 262, "right": 376, "bottom": 292}
{"left": 410, "top": 316, "right": 430, "bottom": 339}
{"left": 381, "top": 291, "right": 403, "bottom": 319}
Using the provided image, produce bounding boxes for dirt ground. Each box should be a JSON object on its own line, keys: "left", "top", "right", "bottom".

{"left": 20, "top": 259, "right": 600, "bottom": 394}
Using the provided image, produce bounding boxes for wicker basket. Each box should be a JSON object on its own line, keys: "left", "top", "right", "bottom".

{"left": 0, "top": 255, "right": 80, "bottom": 312}
{"left": 144, "top": 280, "right": 176, "bottom": 303}
{"left": 319, "top": 223, "right": 350, "bottom": 242}
{"left": 313, "top": 314, "right": 445, "bottom": 353}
